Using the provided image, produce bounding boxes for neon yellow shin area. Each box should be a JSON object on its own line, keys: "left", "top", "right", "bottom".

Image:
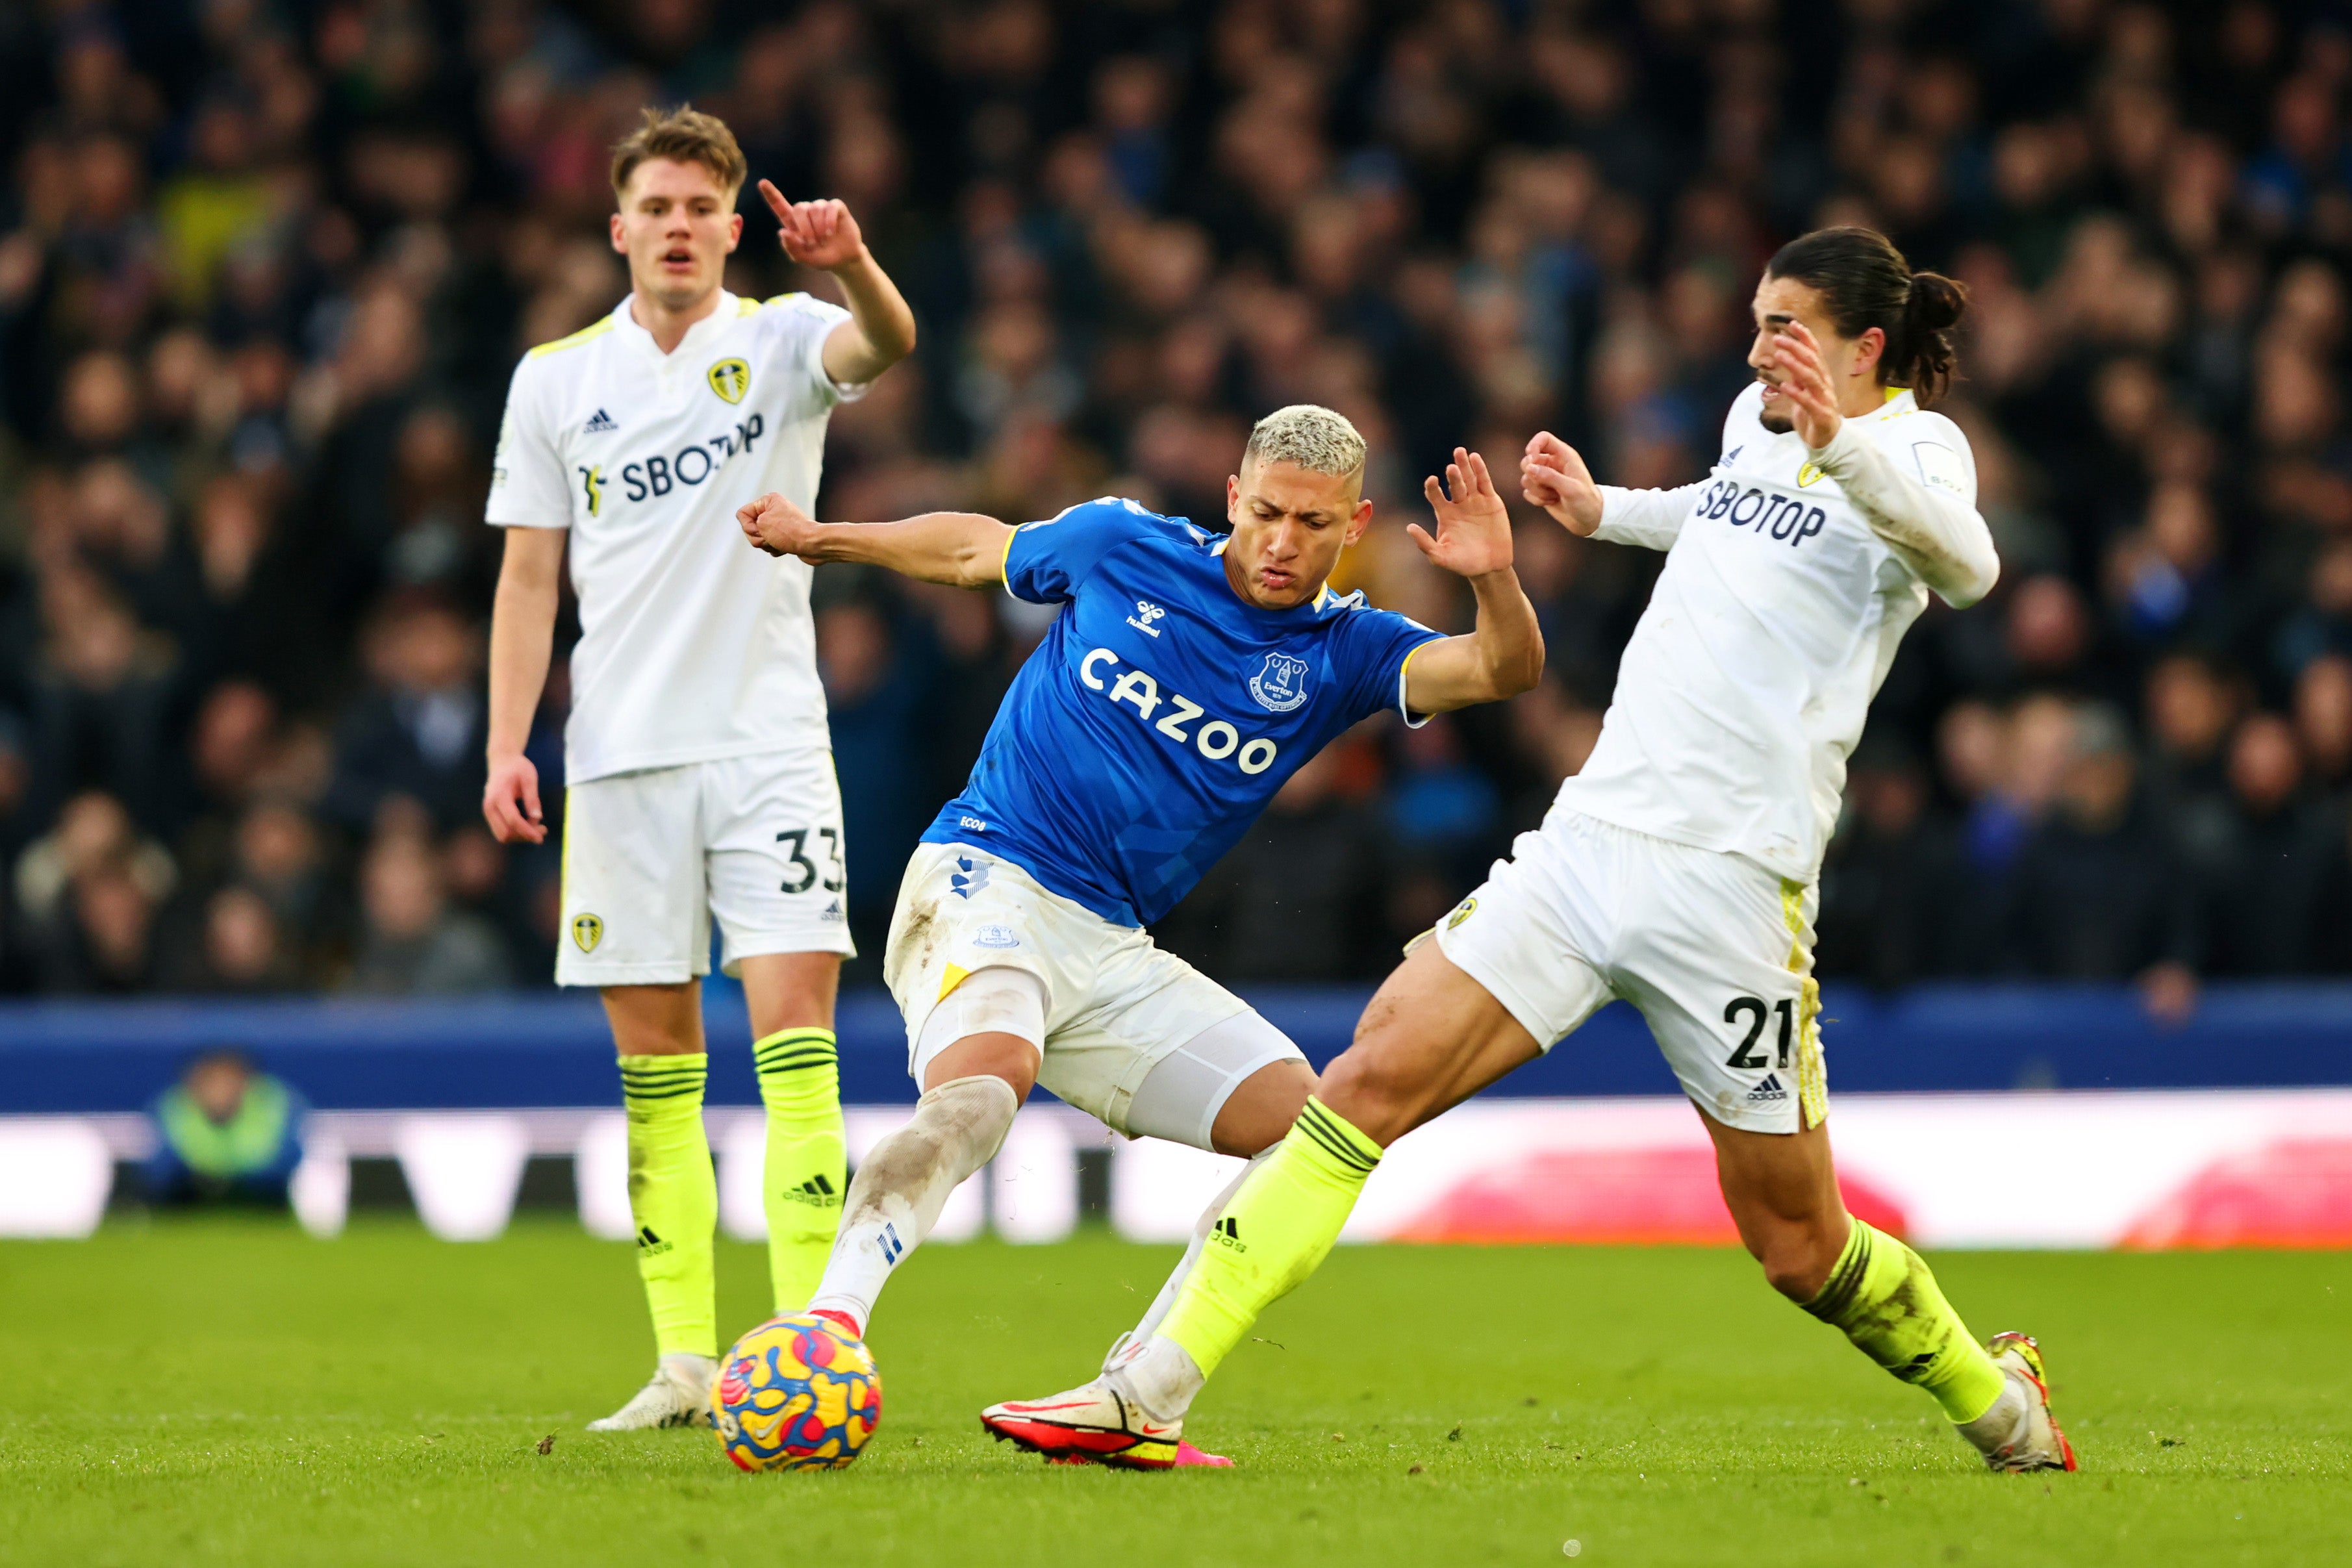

{"left": 1158, "top": 1098, "right": 1382, "bottom": 1377}
{"left": 753, "top": 1028, "right": 846, "bottom": 1313}
{"left": 1802, "top": 1219, "right": 2006, "bottom": 1424}
{"left": 618, "top": 1053, "right": 717, "bottom": 1359}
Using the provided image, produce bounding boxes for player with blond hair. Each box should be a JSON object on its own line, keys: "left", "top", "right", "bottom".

{"left": 735, "top": 407, "right": 1543, "bottom": 1464}
{"left": 481, "top": 106, "right": 915, "bottom": 1430}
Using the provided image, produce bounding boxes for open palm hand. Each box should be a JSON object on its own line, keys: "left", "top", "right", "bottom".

{"left": 1410, "top": 448, "right": 1514, "bottom": 579}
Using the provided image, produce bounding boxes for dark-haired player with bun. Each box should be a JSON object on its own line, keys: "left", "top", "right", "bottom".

{"left": 990, "top": 228, "right": 2078, "bottom": 1476}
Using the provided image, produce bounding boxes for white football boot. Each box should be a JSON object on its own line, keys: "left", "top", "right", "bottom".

{"left": 585, "top": 1352, "right": 716, "bottom": 1432}
{"left": 981, "top": 1375, "right": 1195, "bottom": 1468}
{"left": 982, "top": 1335, "right": 1228, "bottom": 1469}
{"left": 1956, "top": 1332, "right": 2078, "bottom": 1473}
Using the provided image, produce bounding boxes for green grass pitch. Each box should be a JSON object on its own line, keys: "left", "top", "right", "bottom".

{"left": 2, "top": 1220, "right": 2346, "bottom": 1566}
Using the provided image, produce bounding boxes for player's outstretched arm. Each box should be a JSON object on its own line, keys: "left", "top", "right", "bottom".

{"left": 1771, "top": 322, "right": 1999, "bottom": 605}
{"left": 1519, "top": 431, "right": 1603, "bottom": 536}
{"left": 738, "top": 491, "right": 1013, "bottom": 590}
{"left": 1523, "top": 429, "right": 1700, "bottom": 550}
{"left": 483, "top": 526, "right": 564, "bottom": 846}
{"left": 1400, "top": 448, "right": 1545, "bottom": 714}
{"left": 760, "top": 181, "right": 917, "bottom": 387}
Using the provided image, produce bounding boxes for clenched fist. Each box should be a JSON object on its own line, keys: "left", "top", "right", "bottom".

{"left": 739, "top": 492, "right": 825, "bottom": 560}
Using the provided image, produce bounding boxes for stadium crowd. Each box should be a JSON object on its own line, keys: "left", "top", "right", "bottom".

{"left": 3, "top": 0, "right": 2351, "bottom": 1004}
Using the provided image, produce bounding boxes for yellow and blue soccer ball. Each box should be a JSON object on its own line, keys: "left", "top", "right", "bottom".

{"left": 711, "top": 1313, "right": 881, "bottom": 1472}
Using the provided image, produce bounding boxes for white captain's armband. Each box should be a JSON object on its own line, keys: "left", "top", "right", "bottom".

{"left": 1912, "top": 441, "right": 1967, "bottom": 496}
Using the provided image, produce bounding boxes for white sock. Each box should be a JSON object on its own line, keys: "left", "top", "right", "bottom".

{"left": 1106, "top": 1334, "right": 1204, "bottom": 1424}
{"left": 1106, "top": 1148, "right": 1274, "bottom": 1372}
{"left": 806, "top": 1075, "right": 1019, "bottom": 1334}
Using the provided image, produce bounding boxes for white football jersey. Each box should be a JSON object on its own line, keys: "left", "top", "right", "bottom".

{"left": 487, "top": 290, "right": 857, "bottom": 783}
{"left": 1552, "top": 383, "right": 1993, "bottom": 883}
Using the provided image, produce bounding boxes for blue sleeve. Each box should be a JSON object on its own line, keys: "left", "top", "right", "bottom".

{"left": 1336, "top": 606, "right": 1447, "bottom": 726}
{"left": 1003, "top": 498, "right": 1156, "bottom": 603}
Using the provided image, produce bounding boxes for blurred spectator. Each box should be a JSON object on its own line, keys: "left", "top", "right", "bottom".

{"left": 162, "top": 884, "right": 302, "bottom": 994}
{"left": 1817, "top": 744, "right": 1966, "bottom": 991}
{"left": 2195, "top": 714, "right": 2351, "bottom": 976}
{"left": 346, "top": 831, "right": 511, "bottom": 995}
{"left": 141, "top": 1050, "right": 307, "bottom": 1208}
{"left": 327, "top": 595, "right": 487, "bottom": 834}
{"left": 2004, "top": 704, "right": 2199, "bottom": 984}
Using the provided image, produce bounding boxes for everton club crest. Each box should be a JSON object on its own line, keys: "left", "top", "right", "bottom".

{"left": 1248, "top": 651, "right": 1310, "bottom": 713}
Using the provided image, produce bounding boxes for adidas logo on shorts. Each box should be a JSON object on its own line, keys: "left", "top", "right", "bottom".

{"left": 1746, "top": 1073, "right": 1789, "bottom": 1102}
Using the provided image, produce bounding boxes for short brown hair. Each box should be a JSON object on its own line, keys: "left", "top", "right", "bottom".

{"left": 609, "top": 106, "right": 747, "bottom": 201}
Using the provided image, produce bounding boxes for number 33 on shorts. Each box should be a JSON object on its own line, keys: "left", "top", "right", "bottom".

{"left": 777, "top": 826, "right": 846, "bottom": 895}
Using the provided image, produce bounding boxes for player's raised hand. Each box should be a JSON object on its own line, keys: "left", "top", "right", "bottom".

{"left": 1767, "top": 320, "right": 1843, "bottom": 450}
{"left": 1410, "top": 448, "right": 1515, "bottom": 579}
{"left": 1520, "top": 430, "right": 1602, "bottom": 537}
{"left": 739, "top": 490, "right": 826, "bottom": 559}
{"left": 482, "top": 752, "right": 545, "bottom": 846}
{"left": 760, "top": 180, "right": 865, "bottom": 272}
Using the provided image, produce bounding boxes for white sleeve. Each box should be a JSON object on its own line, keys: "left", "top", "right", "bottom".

{"left": 768, "top": 294, "right": 866, "bottom": 411}
{"left": 485, "top": 359, "right": 570, "bottom": 529}
{"left": 1591, "top": 481, "right": 1706, "bottom": 551}
{"left": 1812, "top": 417, "right": 1999, "bottom": 607}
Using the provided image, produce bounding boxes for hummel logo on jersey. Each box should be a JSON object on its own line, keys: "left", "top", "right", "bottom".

{"left": 1211, "top": 1216, "right": 1247, "bottom": 1254}
{"left": 1747, "top": 1073, "right": 1789, "bottom": 1102}
{"left": 781, "top": 1172, "right": 839, "bottom": 1207}
{"left": 636, "top": 1225, "right": 673, "bottom": 1256}
{"left": 583, "top": 408, "right": 618, "bottom": 433}
{"left": 1127, "top": 600, "right": 1167, "bottom": 637}
{"left": 951, "top": 857, "right": 991, "bottom": 898}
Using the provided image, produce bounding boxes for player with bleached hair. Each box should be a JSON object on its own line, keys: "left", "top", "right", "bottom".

{"left": 735, "top": 406, "right": 1543, "bottom": 1465}
{"left": 991, "top": 227, "right": 2079, "bottom": 1475}
{"left": 481, "top": 106, "right": 915, "bottom": 1430}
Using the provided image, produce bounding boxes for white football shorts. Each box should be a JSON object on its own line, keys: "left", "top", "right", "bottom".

{"left": 883, "top": 842, "right": 1304, "bottom": 1148}
{"left": 1434, "top": 809, "right": 1826, "bottom": 1134}
{"left": 557, "top": 747, "right": 856, "bottom": 987}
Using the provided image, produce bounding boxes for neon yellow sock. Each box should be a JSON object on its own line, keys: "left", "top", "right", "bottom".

{"left": 618, "top": 1052, "right": 716, "bottom": 1359}
{"left": 753, "top": 1027, "right": 846, "bottom": 1313}
{"left": 1159, "top": 1098, "right": 1382, "bottom": 1376}
{"left": 1803, "top": 1219, "right": 2006, "bottom": 1423}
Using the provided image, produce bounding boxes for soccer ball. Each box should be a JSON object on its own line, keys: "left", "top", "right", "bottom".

{"left": 711, "top": 1313, "right": 882, "bottom": 1472}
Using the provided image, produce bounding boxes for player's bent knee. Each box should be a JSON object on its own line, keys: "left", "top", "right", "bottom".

{"left": 919, "top": 1033, "right": 1040, "bottom": 1099}
{"left": 1207, "top": 1057, "right": 1316, "bottom": 1157}
{"left": 1315, "top": 1049, "right": 1426, "bottom": 1148}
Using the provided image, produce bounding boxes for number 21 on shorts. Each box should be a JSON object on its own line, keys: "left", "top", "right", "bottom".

{"left": 1722, "top": 995, "right": 1795, "bottom": 1069}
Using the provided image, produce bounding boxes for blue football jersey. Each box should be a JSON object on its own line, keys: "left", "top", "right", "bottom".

{"left": 924, "top": 498, "right": 1445, "bottom": 926}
